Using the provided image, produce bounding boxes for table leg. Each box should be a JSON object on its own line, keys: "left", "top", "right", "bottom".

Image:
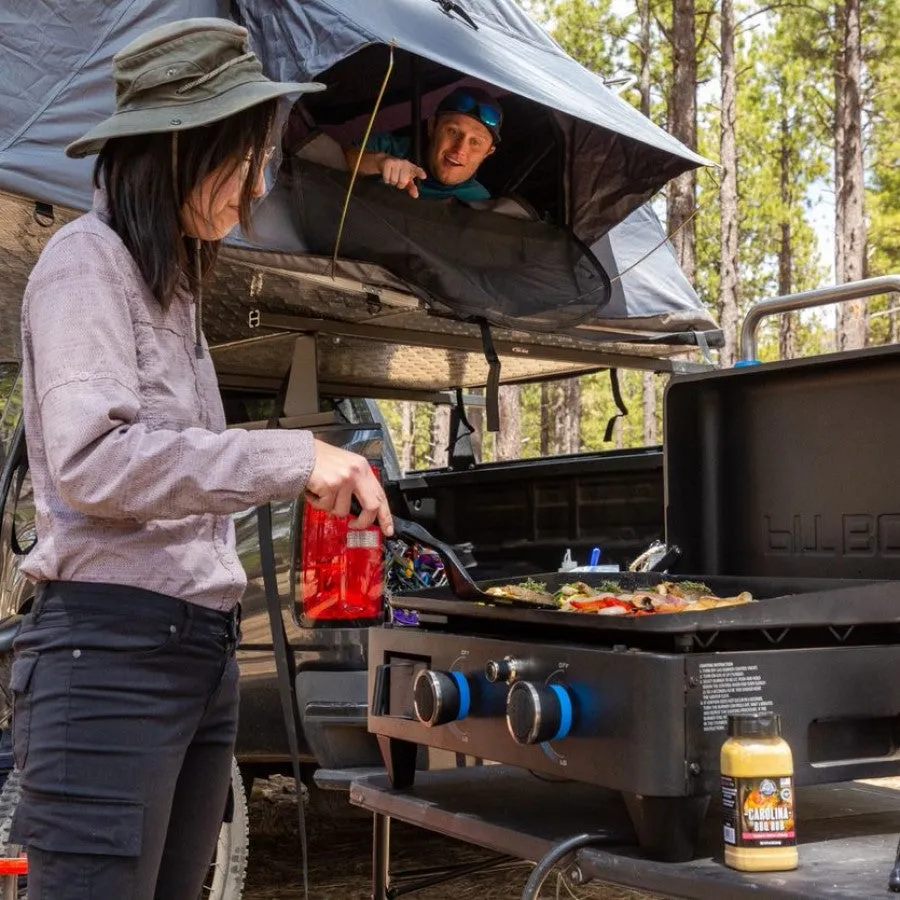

{"left": 372, "top": 812, "right": 391, "bottom": 900}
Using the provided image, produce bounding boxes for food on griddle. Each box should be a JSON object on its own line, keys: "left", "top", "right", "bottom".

{"left": 485, "top": 579, "right": 753, "bottom": 616}
{"left": 485, "top": 584, "right": 555, "bottom": 605}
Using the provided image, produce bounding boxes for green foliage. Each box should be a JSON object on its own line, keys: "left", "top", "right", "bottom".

{"left": 733, "top": 12, "right": 830, "bottom": 305}
{"left": 867, "top": 0, "right": 900, "bottom": 294}
{"left": 542, "top": 0, "right": 624, "bottom": 75}
{"left": 381, "top": 0, "right": 900, "bottom": 471}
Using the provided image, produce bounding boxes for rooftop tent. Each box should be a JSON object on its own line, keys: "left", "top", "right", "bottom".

{"left": 0, "top": 0, "right": 231, "bottom": 212}
{"left": 234, "top": 0, "right": 710, "bottom": 244}
{"left": 0, "top": 0, "right": 718, "bottom": 391}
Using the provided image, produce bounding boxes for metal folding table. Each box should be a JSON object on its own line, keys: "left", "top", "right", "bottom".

{"left": 349, "top": 764, "right": 900, "bottom": 899}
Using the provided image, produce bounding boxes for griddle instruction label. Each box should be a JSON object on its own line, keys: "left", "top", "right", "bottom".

{"left": 699, "top": 662, "right": 774, "bottom": 732}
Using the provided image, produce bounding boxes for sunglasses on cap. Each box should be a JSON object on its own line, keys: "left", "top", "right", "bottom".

{"left": 441, "top": 92, "right": 502, "bottom": 132}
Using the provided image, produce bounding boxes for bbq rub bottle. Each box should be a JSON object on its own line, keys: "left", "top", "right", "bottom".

{"left": 721, "top": 713, "right": 798, "bottom": 872}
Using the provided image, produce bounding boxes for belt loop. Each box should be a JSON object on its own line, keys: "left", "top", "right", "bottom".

{"left": 30, "top": 584, "right": 48, "bottom": 622}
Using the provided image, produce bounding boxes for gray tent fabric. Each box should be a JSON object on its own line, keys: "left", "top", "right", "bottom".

{"left": 0, "top": 0, "right": 229, "bottom": 211}
{"left": 0, "top": 0, "right": 717, "bottom": 345}
{"left": 235, "top": 0, "right": 711, "bottom": 244}
{"left": 283, "top": 159, "right": 611, "bottom": 331}
{"left": 591, "top": 202, "right": 716, "bottom": 330}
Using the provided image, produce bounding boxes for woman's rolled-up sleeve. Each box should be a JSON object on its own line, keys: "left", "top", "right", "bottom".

{"left": 25, "top": 231, "right": 316, "bottom": 523}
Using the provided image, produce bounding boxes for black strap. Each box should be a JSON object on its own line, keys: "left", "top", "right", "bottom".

{"left": 256, "top": 503, "right": 309, "bottom": 900}
{"left": 256, "top": 365, "right": 310, "bottom": 899}
{"left": 478, "top": 320, "right": 501, "bottom": 433}
{"left": 604, "top": 368, "right": 629, "bottom": 443}
{"left": 447, "top": 388, "right": 477, "bottom": 471}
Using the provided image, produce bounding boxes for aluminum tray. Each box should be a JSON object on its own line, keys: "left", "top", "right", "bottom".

{"left": 389, "top": 572, "right": 900, "bottom": 635}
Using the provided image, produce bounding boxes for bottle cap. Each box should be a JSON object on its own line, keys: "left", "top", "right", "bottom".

{"left": 727, "top": 713, "right": 782, "bottom": 738}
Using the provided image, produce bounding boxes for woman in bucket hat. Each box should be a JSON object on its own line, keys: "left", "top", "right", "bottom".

{"left": 10, "top": 18, "right": 393, "bottom": 899}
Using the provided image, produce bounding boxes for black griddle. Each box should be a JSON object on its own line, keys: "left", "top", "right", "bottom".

{"left": 391, "top": 572, "right": 900, "bottom": 634}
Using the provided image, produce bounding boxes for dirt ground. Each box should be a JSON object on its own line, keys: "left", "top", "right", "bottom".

{"left": 242, "top": 777, "right": 660, "bottom": 900}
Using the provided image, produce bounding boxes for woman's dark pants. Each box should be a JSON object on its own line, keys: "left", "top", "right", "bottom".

{"left": 8, "top": 582, "right": 240, "bottom": 900}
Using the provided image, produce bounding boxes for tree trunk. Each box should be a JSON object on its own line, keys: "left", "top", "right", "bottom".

{"left": 642, "top": 371, "right": 657, "bottom": 444}
{"left": 495, "top": 385, "right": 522, "bottom": 460}
{"left": 835, "top": 0, "right": 867, "bottom": 350}
{"left": 548, "top": 383, "right": 567, "bottom": 455}
{"left": 667, "top": 0, "right": 698, "bottom": 283}
{"left": 430, "top": 405, "right": 451, "bottom": 468}
{"left": 778, "top": 103, "right": 795, "bottom": 361}
{"left": 718, "top": 0, "right": 740, "bottom": 367}
{"left": 639, "top": 2, "right": 656, "bottom": 445}
{"left": 540, "top": 383, "right": 552, "bottom": 456}
{"left": 400, "top": 401, "right": 414, "bottom": 473}
{"left": 562, "top": 379, "right": 581, "bottom": 454}
{"left": 638, "top": 0, "right": 652, "bottom": 118}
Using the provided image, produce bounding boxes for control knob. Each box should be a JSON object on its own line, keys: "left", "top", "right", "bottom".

{"left": 413, "top": 669, "right": 471, "bottom": 727}
{"left": 506, "top": 681, "right": 574, "bottom": 745}
{"left": 485, "top": 657, "right": 517, "bottom": 683}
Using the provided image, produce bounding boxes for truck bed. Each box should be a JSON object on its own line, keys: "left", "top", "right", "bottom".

{"left": 391, "top": 446, "right": 664, "bottom": 577}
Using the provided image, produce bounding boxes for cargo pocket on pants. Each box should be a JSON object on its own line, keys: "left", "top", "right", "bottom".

{"left": 11, "top": 792, "right": 144, "bottom": 857}
{"left": 10, "top": 650, "right": 39, "bottom": 770}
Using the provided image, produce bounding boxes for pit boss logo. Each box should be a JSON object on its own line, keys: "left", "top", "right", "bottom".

{"left": 722, "top": 775, "right": 796, "bottom": 848}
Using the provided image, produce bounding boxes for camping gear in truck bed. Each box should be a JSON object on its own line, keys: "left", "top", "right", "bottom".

{"left": 367, "top": 345, "right": 900, "bottom": 862}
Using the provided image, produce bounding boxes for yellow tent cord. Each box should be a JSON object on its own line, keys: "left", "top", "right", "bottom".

{"left": 332, "top": 43, "right": 396, "bottom": 277}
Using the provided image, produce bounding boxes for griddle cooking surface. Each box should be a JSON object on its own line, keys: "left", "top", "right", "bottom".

{"left": 390, "top": 573, "right": 900, "bottom": 635}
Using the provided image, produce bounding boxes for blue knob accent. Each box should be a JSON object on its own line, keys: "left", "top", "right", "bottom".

{"left": 549, "top": 684, "right": 573, "bottom": 741}
{"left": 451, "top": 671, "right": 471, "bottom": 720}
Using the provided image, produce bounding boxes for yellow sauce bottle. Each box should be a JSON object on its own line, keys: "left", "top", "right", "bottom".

{"left": 721, "top": 713, "right": 798, "bottom": 872}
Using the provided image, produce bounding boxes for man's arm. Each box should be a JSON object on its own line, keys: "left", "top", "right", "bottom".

{"left": 343, "top": 147, "right": 387, "bottom": 176}
{"left": 343, "top": 147, "right": 427, "bottom": 199}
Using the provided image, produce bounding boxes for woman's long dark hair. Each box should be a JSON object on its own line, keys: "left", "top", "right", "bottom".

{"left": 94, "top": 99, "right": 278, "bottom": 307}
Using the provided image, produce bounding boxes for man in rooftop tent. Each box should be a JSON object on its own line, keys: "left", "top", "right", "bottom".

{"left": 343, "top": 86, "right": 502, "bottom": 201}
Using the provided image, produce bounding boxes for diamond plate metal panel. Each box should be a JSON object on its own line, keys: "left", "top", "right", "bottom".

{"left": 0, "top": 192, "right": 707, "bottom": 390}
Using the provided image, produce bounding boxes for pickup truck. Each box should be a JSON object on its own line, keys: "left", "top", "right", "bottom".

{"left": 0, "top": 359, "right": 666, "bottom": 782}
{"left": 0, "top": 354, "right": 666, "bottom": 899}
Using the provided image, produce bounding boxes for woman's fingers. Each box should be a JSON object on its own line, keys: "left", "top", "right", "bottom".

{"left": 307, "top": 440, "right": 394, "bottom": 536}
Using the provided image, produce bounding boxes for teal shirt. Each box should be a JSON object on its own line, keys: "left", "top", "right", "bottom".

{"left": 363, "top": 133, "right": 491, "bottom": 203}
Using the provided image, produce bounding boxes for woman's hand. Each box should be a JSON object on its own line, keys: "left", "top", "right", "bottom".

{"left": 306, "top": 440, "right": 394, "bottom": 535}
{"left": 379, "top": 156, "right": 427, "bottom": 198}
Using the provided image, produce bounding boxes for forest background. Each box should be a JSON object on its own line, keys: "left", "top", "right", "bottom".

{"left": 380, "top": 0, "right": 899, "bottom": 471}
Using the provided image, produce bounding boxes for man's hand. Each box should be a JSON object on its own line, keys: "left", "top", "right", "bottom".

{"left": 379, "top": 156, "right": 427, "bottom": 198}
{"left": 306, "top": 439, "right": 394, "bottom": 536}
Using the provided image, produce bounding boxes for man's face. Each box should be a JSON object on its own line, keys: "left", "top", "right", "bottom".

{"left": 427, "top": 113, "right": 495, "bottom": 186}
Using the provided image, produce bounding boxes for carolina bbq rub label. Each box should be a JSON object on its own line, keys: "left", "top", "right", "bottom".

{"left": 722, "top": 775, "right": 796, "bottom": 847}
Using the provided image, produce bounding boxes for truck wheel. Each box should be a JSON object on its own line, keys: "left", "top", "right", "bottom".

{"left": 0, "top": 758, "right": 249, "bottom": 900}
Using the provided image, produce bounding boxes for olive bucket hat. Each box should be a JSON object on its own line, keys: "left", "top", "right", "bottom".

{"left": 66, "top": 17, "right": 324, "bottom": 158}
